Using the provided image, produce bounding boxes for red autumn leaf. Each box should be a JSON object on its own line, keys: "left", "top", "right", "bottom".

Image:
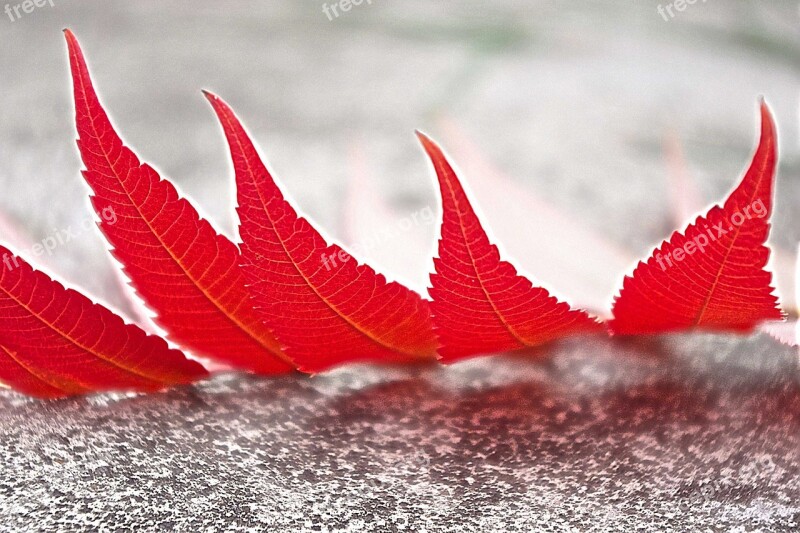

{"left": 610, "top": 102, "right": 783, "bottom": 335}
{"left": 663, "top": 127, "right": 797, "bottom": 314}
{"left": 436, "top": 117, "right": 634, "bottom": 314}
{"left": 0, "top": 345, "right": 70, "bottom": 399}
{"left": 417, "top": 133, "right": 602, "bottom": 362}
{"left": 64, "top": 30, "right": 293, "bottom": 375}
{"left": 0, "top": 247, "right": 206, "bottom": 399}
{"left": 204, "top": 92, "right": 437, "bottom": 372}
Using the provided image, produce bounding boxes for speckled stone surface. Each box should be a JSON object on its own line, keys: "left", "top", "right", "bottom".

{"left": 0, "top": 334, "right": 798, "bottom": 531}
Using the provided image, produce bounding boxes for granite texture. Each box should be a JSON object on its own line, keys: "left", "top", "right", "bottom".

{"left": 1, "top": 1, "right": 799, "bottom": 531}
{"left": 0, "top": 334, "right": 798, "bottom": 531}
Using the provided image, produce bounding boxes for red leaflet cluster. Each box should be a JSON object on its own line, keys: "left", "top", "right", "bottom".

{"left": 610, "top": 102, "right": 783, "bottom": 335}
{"left": 0, "top": 30, "right": 788, "bottom": 399}
{"left": 418, "top": 133, "right": 602, "bottom": 362}
{"left": 66, "top": 30, "right": 291, "bottom": 376}
{"left": 0, "top": 247, "right": 206, "bottom": 398}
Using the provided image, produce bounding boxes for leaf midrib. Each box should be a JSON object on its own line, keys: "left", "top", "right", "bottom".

{"left": 0, "top": 271, "right": 168, "bottom": 385}
{"left": 0, "top": 343, "right": 76, "bottom": 395}
{"left": 73, "top": 61, "right": 287, "bottom": 364}
{"left": 433, "top": 156, "right": 530, "bottom": 348}
{"left": 693, "top": 137, "right": 773, "bottom": 325}
{"left": 223, "top": 114, "right": 422, "bottom": 359}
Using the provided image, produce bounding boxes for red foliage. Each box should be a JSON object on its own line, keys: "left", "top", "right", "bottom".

{"left": 0, "top": 247, "right": 206, "bottom": 399}
{"left": 205, "top": 92, "right": 437, "bottom": 372}
{"left": 65, "top": 30, "right": 292, "bottom": 375}
{"left": 611, "top": 102, "right": 783, "bottom": 334}
{"left": 0, "top": 31, "right": 787, "bottom": 399}
{"left": 419, "top": 133, "right": 602, "bottom": 362}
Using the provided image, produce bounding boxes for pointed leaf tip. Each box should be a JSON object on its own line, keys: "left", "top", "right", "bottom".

{"left": 209, "top": 98, "right": 437, "bottom": 372}
{"left": 610, "top": 103, "right": 782, "bottom": 335}
{"left": 66, "top": 33, "right": 293, "bottom": 374}
{"left": 422, "top": 134, "right": 602, "bottom": 362}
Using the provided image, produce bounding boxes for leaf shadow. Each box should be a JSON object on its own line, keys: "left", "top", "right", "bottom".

{"left": 294, "top": 334, "right": 800, "bottom": 494}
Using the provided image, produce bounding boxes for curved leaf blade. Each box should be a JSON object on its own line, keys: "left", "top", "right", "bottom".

{"left": 204, "top": 92, "right": 437, "bottom": 372}
{"left": 0, "top": 247, "right": 206, "bottom": 399}
{"left": 0, "top": 345, "right": 81, "bottom": 399}
{"left": 418, "top": 133, "right": 602, "bottom": 362}
{"left": 64, "top": 30, "right": 292, "bottom": 374}
{"left": 610, "top": 102, "right": 783, "bottom": 335}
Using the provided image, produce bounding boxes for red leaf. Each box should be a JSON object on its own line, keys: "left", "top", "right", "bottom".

{"left": 204, "top": 92, "right": 437, "bottom": 372}
{"left": 64, "top": 30, "right": 292, "bottom": 375}
{"left": 0, "top": 346, "right": 71, "bottom": 399}
{"left": 663, "top": 129, "right": 797, "bottom": 314}
{"left": 417, "top": 133, "right": 602, "bottom": 362}
{"left": 610, "top": 102, "right": 783, "bottom": 335}
{"left": 436, "top": 117, "right": 634, "bottom": 314}
{"left": 0, "top": 247, "right": 206, "bottom": 399}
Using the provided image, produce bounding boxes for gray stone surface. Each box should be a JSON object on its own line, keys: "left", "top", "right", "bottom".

{"left": 0, "top": 335, "right": 798, "bottom": 531}
{"left": 0, "top": 1, "right": 799, "bottom": 531}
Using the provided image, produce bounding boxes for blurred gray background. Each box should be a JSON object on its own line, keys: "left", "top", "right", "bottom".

{"left": 1, "top": 2, "right": 799, "bottom": 531}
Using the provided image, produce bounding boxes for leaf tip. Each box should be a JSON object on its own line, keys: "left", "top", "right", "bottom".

{"left": 415, "top": 131, "right": 450, "bottom": 172}
{"left": 758, "top": 97, "right": 775, "bottom": 136}
{"left": 414, "top": 129, "right": 437, "bottom": 153}
{"left": 63, "top": 27, "right": 79, "bottom": 49}
{"left": 202, "top": 90, "right": 238, "bottom": 131}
